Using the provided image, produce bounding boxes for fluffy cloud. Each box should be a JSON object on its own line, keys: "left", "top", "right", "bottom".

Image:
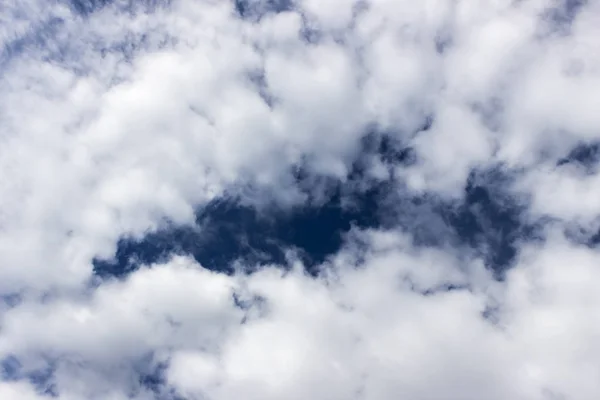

{"left": 3, "top": 230, "right": 599, "bottom": 399}
{"left": 1, "top": 0, "right": 600, "bottom": 399}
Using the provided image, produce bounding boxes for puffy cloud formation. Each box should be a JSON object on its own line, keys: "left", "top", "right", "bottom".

{"left": 1, "top": 0, "right": 600, "bottom": 399}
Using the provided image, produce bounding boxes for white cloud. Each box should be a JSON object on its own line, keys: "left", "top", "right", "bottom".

{"left": 0, "top": 0, "right": 600, "bottom": 399}
{"left": 1, "top": 230, "right": 597, "bottom": 399}
{"left": 0, "top": 380, "right": 48, "bottom": 400}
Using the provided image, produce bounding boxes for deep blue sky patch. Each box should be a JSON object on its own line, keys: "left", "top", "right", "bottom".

{"left": 557, "top": 141, "right": 600, "bottom": 173}
{"left": 93, "top": 149, "right": 541, "bottom": 280}
{"left": 442, "top": 168, "right": 541, "bottom": 275}
{"left": 92, "top": 186, "right": 383, "bottom": 278}
{"left": 68, "top": 0, "right": 173, "bottom": 16}
{"left": 234, "top": 0, "right": 293, "bottom": 20}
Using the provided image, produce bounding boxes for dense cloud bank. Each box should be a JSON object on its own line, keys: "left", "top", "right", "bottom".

{"left": 1, "top": 0, "right": 600, "bottom": 399}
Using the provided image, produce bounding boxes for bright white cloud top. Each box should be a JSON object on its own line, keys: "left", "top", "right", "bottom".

{"left": 1, "top": 0, "right": 600, "bottom": 399}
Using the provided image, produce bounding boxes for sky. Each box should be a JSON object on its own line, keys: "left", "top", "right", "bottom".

{"left": 1, "top": 0, "right": 600, "bottom": 399}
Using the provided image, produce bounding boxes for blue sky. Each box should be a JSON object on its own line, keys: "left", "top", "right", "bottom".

{"left": 1, "top": 0, "right": 600, "bottom": 399}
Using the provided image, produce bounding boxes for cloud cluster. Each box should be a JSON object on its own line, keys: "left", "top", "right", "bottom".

{"left": 3, "top": 230, "right": 600, "bottom": 399}
{"left": 1, "top": 0, "right": 600, "bottom": 399}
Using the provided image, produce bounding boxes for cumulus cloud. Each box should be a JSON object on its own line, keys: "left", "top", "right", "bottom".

{"left": 1, "top": 0, "right": 600, "bottom": 399}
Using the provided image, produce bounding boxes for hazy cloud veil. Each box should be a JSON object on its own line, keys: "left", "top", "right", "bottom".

{"left": 1, "top": 0, "right": 600, "bottom": 399}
